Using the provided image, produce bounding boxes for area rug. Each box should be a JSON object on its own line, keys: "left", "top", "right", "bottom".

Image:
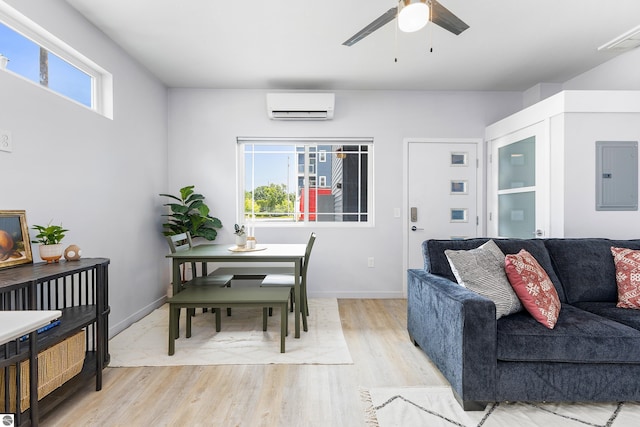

{"left": 109, "top": 298, "right": 353, "bottom": 366}
{"left": 362, "top": 386, "right": 640, "bottom": 427}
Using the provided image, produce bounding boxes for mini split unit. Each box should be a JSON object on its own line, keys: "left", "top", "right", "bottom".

{"left": 266, "top": 93, "right": 335, "bottom": 120}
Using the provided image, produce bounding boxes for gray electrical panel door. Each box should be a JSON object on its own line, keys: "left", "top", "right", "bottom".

{"left": 596, "top": 141, "right": 638, "bottom": 211}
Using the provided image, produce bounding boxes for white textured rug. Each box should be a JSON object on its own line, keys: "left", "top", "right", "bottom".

{"left": 109, "top": 298, "right": 353, "bottom": 366}
{"left": 363, "top": 386, "right": 640, "bottom": 427}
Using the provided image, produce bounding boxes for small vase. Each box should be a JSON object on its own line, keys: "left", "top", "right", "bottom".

{"left": 235, "top": 235, "right": 247, "bottom": 248}
{"left": 39, "top": 244, "right": 63, "bottom": 263}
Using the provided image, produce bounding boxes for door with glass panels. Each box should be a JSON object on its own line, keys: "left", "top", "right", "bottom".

{"left": 489, "top": 123, "right": 548, "bottom": 238}
{"left": 407, "top": 141, "right": 480, "bottom": 270}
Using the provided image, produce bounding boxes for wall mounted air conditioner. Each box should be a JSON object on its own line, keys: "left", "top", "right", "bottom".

{"left": 266, "top": 93, "right": 335, "bottom": 120}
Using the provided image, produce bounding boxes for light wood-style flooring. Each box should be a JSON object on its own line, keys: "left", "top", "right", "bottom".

{"left": 41, "top": 299, "right": 447, "bottom": 427}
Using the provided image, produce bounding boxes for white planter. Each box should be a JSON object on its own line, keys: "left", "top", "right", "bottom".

{"left": 39, "top": 244, "right": 63, "bottom": 263}
{"left": 235, "top": 235, "right": 247, "bottom": 248}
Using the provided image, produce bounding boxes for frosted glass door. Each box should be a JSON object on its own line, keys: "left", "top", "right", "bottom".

{"left": 489, "top": 123, "right": 548, "bottom": 238}
{"left": 498, "top": 136, "right": 536, "bottom": 238}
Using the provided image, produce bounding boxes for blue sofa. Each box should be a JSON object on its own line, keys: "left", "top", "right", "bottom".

{"left": 407, "top": 238, "right": 640, "bottom": 410}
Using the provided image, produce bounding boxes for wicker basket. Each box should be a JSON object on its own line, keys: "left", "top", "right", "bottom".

{"left": 1, "top": 330, "right": 86, "bottom": 412}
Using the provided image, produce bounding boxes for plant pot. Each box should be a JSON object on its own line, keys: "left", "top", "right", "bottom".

{"left": 235, "top": 235, "right": 247, "bottom": 248}
{"left": 39, "top": 244, "right": 63, "bottom": 263}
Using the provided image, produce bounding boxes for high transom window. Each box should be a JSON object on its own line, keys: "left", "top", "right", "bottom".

{"left": 237, "top": 137, "right": 373, "bottom": 226}
{"left": 0, "top": 4, "right": 112, "bottom": 117}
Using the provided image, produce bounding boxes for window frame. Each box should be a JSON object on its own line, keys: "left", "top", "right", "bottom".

{"left": 0, "top": 3, "right": 113, "bottom": 118}
{"left": 237, "top": 137, "right": 374, "bottom": 228}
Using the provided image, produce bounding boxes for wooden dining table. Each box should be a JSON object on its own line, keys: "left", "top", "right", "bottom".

{"left": 166, "top": 243, "right": 307, "bottom": 338}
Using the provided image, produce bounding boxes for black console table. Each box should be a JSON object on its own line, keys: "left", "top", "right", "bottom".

{"left": 0, "top": 258, "right": 110, "bottom": 426}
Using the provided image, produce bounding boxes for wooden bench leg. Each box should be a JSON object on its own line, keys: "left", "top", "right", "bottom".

{"left": 280, "top": 302, "right": 287, "bottom": 353}
{"left": 263, "top": 307, "right": 268, "bottom": 331}
{"left": 186, "top": 308, "right": 192, "bottom": 338}
{"left": 175, "top": 308, "right": 181, "bottom": 338}
{"left": 169, "top": 304, "right": 177, "bottom": 355}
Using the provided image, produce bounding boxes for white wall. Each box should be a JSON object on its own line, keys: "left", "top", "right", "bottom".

{"left": 168, "top": 89, "right": 522, "bottom": 298}
{"left": 563, "top": 112, "right": 640, "bottom": 238}
{"left": 6, "top": 2, "right": 636, "bottom": 336}
{"left": 564, "top": 47, "right": 640, "bottom": 90}
{"left": 0, "top": 1, "right": 169, "bottom": 336}
{"left": 561, "top": 48, "right": 640, "bottom": 238}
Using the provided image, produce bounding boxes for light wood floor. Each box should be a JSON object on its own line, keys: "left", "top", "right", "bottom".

{"left": 41, "top": 299, "right": 447, "bottom": 427}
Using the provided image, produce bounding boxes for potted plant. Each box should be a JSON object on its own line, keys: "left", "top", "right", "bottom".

{"left": 159, "top": 185, "right": 222, "bottom": 240}
{"left": 31, "top": 222, "right": 68, "bottom": 263}
{"left": 234, "top": 224, "right": 247, "bottom": 248}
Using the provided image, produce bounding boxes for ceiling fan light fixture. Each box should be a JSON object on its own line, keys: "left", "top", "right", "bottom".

{"left": 398, "top": 0, "right": 429, "bottom": 33}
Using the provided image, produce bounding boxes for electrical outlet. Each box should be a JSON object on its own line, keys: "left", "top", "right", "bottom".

{"left": 0, "top": 129, "right": 12, "bottom": 153}
{"left": 367, "top": 257, "right": 375, "bottom": 268}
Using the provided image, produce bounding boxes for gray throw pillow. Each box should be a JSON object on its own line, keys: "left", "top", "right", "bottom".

{"left": 445, "top": 240, "right": 522, "bottom": 319}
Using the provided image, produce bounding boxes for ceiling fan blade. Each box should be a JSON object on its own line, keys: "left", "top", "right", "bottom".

{"left": 342, "top": 7, "right": 397, "bottom": 46}
{"left": 430, "top": 0, "right": 469, "bottom": 35}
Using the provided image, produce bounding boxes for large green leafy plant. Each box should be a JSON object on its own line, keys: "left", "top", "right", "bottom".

{"left": 159, "top": 185, "right": 222, "bottom": 240}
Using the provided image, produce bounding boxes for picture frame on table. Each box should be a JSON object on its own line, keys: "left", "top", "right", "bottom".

{"left": 0, "top": 210, "right": 33, "bottom": 269}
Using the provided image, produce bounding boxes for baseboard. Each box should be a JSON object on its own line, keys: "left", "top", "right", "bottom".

{"left": 109, "top": 295, "right": 167, "bottom": 338}
{"left": 309, "top": 291, "right": 406, "bottom": 299}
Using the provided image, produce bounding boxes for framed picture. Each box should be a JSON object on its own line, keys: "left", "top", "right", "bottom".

{"left": 0, "top": 210, "right": 33, "bottom": 269}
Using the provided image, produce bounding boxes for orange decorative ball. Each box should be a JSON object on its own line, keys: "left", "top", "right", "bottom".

{"left": 64, "top": 244, "right": 82, "bottom": 261}
{"left": 0, "top": 230, "right": 14, "bottom": 261}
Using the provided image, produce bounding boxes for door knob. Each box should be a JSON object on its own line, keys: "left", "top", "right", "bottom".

{"left": 411, "top": 225, "right": 424, "bottom": 231}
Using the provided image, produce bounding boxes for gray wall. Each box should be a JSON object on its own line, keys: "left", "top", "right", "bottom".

{"left": 3, "top": 1, "right": 639, "bottom": 337}
{"left": 0, "top": 0, "right": 169, "bottom": 336}
{"left": 167, "top": 89, "right": 522, "bottom": 298}
{"left": 564, "top": 47, "right": 640, "bottom": 90}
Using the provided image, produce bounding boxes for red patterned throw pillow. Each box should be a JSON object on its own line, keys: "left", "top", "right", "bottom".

{"left": 611, "top": 247, "right": 640, "bottom": 309}
{"left": 505, "top": 249, "right": 561, "bottom": 329}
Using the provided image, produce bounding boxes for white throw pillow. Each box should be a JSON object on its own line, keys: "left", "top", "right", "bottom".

{"left": 445, "top": 240, "right": 522, "bottom": 319}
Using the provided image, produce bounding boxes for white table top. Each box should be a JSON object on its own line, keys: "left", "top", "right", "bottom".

{"left": 0, "top": 310, "right": 62, "bottom": 345}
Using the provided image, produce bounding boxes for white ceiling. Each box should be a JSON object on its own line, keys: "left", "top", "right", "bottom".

{"left": 64, "top": 0, "right": 640, "bottom": 91}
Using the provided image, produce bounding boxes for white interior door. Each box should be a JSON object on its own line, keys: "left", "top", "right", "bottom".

{"left": 406, "top": 140, "right": 481, "bottom": 271}
{"left": 488, "top": 122, "right": 549, "bottom": 238}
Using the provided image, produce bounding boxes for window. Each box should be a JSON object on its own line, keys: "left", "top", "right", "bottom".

{"left": 0, "top": 4, "right": 112, "bottom": 117}
{"left": 238, "top": 137, "right": 373, "bottom": 225}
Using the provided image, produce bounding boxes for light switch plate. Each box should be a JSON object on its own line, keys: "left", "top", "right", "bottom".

{"left": 0, "top": 129, "right": 12, "bottom": 153}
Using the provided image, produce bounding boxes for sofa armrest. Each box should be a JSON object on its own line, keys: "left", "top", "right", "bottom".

{"left": 407, "top": 269, "right": 497, "bottom": 407}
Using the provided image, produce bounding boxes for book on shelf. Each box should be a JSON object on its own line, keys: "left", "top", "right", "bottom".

{"left": 19, "top": 319, "right": 61, "bottom": 341}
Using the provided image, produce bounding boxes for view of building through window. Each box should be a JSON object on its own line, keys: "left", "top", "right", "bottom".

{"left": 0, "top": 21, "right": 93, "bottom": 107}
{"left": 240, "top": 140, "right": 372, "bottom": 224}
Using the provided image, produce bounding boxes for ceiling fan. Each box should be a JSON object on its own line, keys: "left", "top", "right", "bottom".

{"left": 343, "top": 0, "right": 469, "bottom": 46}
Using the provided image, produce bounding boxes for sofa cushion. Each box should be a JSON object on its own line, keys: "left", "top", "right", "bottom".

{"left": 574, "top": 301, "right": 640, "bottom": 331}
{"left": 544, "top": 238, "right": 640, "bottom": 304}
{"left": 497, "top": 304, "right": 640, "bottom": 363}
{"left": 611, "top": 246, "right": 640, "bottom": 309}
{"left": 423, "top": 238, "right": 566, "bottom": 302}
{"left": 505, "top": 249, "right": 561, "bottom": 329}
{"left": 445, "top": 240, "right": 522, "bottom": 319}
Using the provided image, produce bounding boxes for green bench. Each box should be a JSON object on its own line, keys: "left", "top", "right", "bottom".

{"left": 167, "top": 286, "right": 292, "bottom": 354}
